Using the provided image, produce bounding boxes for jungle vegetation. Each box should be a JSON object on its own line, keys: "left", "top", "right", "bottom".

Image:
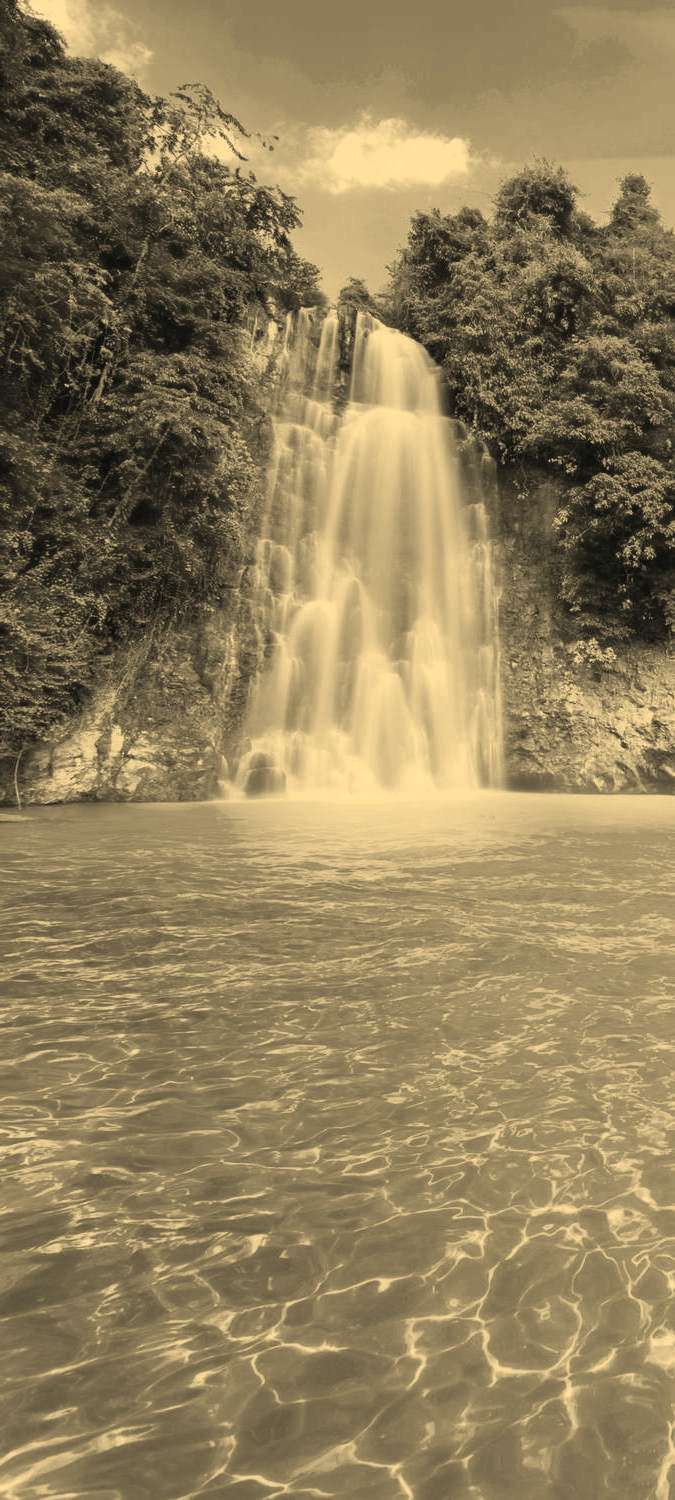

{"left": 0, "top": 0, "right": 321, "bottom": 758}
{"left": 387, "top": 163, "right": 675, "bottom": 655}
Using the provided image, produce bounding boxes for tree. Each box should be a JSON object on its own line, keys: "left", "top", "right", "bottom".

{"left": 494, "top": 161, "right": 579, "bottom": 238}
{"left": 386, "top": 161, "right": 675, "bottom": 642}
{"left": 610, "top": 174, "right": 661, "bottom": 234}
{"left": 0, "top": 1, "right": 323, "bottom": 758}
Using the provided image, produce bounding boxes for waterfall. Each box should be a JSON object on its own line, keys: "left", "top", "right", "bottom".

{"left": 237, "top": 308, "right": 502, "bottom": 797}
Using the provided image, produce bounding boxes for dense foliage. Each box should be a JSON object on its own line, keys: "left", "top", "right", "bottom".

{"left": 388, "top": 163, "right": 675, "bottom": 647}
{"left": 0, "top": 0, "right": 321, "bottom": 757}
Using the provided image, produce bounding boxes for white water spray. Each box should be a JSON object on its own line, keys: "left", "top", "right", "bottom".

{"left": 238, "top": 308, "right": 502, "bottom": 796}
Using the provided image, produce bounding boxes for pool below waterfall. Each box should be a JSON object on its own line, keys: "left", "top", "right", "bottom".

{"left": 1, "top": 793, "right": 674, "bottom": 1500}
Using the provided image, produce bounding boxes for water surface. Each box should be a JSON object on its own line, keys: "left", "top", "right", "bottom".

{"left": 1, "top": 794, "right": 674, "bottom": 1499}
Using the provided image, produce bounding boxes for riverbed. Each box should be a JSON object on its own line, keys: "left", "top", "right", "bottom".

{"left": 1, "top": 794, "right": 674, "bottom": 1499}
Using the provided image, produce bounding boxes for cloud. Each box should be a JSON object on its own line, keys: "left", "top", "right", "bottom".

{"left": 296, "top": 116, "right": 473, "bottom": 194}
{"left": 557, "top": 5, "right": 675, "bottom": 62}
{"left": 29, "top": 0, "right": 152, "bottom": 78}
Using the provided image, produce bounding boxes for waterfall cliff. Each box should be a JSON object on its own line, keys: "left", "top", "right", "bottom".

{"left": 4, "top": 305, "right": 674, "bottom": 807}
{"left": 237, "top": 307, "right": 502, "bottom": 797}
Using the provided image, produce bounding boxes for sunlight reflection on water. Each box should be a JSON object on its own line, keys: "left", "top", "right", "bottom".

{"left": 1, "top": 794, "right": 674, "bottom": 1499}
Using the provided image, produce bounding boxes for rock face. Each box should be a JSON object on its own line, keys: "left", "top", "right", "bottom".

{"left": 0, "top": 602, "right": 260, "bottom": 807}
{"left": 497, "top": 478, "right": 675, "bottom": 794}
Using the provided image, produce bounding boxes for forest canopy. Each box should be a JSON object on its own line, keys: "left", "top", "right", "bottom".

{"left": 0, "top": 0, "right": 321, "bottom": 759}
{"left": 387, "top": 162, "right": 675, "bottom": 647}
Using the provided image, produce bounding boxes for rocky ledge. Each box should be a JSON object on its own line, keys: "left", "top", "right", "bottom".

{"left": 499, "top": 531, "right": 675, "bottom": 794}
{"left": 0, "top": 606, "right": 256, "bottom": 808}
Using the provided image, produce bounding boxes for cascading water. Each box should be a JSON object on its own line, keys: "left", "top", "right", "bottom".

{"left": 237, "top": 307, "right": 502, "bottom": 797}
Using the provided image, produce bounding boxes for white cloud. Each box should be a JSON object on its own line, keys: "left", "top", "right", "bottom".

{"left": 297, "top": 116, "right": 473, "bottom": 194}
{"left": 28, "top": 0, "right": 152, "bottom": 78}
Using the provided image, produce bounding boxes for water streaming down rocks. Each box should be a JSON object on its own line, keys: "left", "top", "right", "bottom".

{"left": 237, "top": 307, "right": 503, "bottom": 797}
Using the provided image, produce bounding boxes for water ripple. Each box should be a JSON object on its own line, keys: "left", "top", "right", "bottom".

{"left": 0, "top": 794, "right": 674, "bottom": 1499}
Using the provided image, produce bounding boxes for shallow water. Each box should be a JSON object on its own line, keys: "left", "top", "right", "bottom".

{"left": 1, "top": 794, "right": 674, "bottom": 1500}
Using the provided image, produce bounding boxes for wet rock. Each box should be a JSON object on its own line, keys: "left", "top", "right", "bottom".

{"left": 497, "top": 482, "right": 675, "bottom": 795}
{"left": 0, "top": 608, "right": 257, "bottom": 806}
{"left": 244, "top": 752, "right": 286, "bottom": 797}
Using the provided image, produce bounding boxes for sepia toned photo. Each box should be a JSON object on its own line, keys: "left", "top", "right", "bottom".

{"left": 1, "top": 1, "right": 674, "bottom": 1496}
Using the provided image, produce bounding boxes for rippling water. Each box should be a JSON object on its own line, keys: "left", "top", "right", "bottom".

{"left": 1, "top": 794, "right": 674, "bottom": 1500}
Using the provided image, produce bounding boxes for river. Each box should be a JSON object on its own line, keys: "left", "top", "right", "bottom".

{"left": 1, "top": 794, "right": 674, "bottom": 1499}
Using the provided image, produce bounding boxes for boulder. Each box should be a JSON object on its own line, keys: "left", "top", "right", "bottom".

{"left": 244, "top": 753, "right": 287, "bottom": 797}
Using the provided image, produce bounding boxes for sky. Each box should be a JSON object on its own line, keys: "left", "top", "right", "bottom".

{"left": 31, "top": 0, "right": 675, "bottom": 297}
